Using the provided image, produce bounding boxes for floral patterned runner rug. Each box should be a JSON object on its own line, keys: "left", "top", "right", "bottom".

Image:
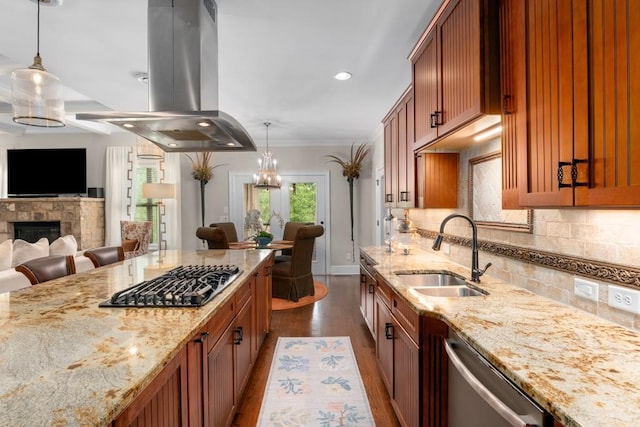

{"left": 257, "top": 336, "right": 375, "bottom": 426}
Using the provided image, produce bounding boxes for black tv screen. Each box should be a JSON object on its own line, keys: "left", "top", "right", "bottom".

{"left": 7, "top": 148, "right": 87, "bottom": 196}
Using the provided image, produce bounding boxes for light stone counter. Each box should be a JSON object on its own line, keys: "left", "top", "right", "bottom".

{"left": 361, "top": 246, "right": 640, "bottom": 427}
{"left": 0, "top": 249, "right": 271, "bottom": 427}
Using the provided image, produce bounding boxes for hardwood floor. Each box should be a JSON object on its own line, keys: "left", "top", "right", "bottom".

{"left": 233, "top": 274, "right": 401, "bottom": 426}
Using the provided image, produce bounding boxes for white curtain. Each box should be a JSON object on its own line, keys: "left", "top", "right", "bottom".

{"left": 0, "top": 148, "right": 7, "bottom": 198}
{"left": 105, "top": 147, "right": 134, "bottom": 246}
{"left": 162, "top": 153, "right": 182, "bottom": 250}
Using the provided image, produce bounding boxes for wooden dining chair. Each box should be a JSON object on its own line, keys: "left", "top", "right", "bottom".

{"left": 271, "top": 225, "right": 324, "bottom": 301}
{"left": 84, "top": 246, "right": 125, "bottom": 268}
{"left": 274, "top": 222, "right": 307, "bottom": 264}
{"left": 15, "top": 255, "right": 76, "bottom": 285}
{"left": 207, "top": 222, "right": 239, "bottom": 243}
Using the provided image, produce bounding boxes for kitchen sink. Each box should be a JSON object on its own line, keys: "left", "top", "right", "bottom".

{"left": 395, "top": 271, "right": 469, "bottom": 287}
{"left": 395, "top": 271, "right": 488, "bottom": 298}
{"left": 410, "top": 285, "right": 487, "bottom": 298}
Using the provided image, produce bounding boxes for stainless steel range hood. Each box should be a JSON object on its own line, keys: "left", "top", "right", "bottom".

{"left": 77, "top": 0, "right": 256, "bottom": 152}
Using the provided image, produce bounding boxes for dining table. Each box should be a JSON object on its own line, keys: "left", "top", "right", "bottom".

{"left": 228, "top": 240, "right": 294, "bottom": 250}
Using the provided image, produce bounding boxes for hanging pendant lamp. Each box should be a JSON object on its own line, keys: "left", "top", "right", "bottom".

{"left": 11, "top": 0, "right": 66, "bottom": 127}
{"left": 253, "top": 122, "right": 281, "bottom": 189}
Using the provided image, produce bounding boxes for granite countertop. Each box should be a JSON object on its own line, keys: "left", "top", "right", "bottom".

{"left": 361, "top": 246, "right": 640, "bottom": 427}
{"left": 0, "top": 249, "right": 271, "bottom": 427}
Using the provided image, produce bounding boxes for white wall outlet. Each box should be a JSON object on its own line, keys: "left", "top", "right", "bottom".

{"left": 608, "top": 285, "right": 640, "bottom": 314}
{"left": 443, "top": 243, "right": 450, "bottom": 255}
{"left": 346, "top": 251, "right": 352, "bottom": 261}
{"left": 574, "top": 277, "right": 599, "bottom": 301}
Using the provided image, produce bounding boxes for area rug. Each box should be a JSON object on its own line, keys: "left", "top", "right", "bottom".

{"left": 257, "top": 336, "right": 374, "bottom": 426}
{"left": 272, "top": 281, "right": 328, "bottom": 311}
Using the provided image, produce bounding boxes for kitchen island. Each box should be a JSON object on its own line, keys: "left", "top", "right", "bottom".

{"left": 0, "top": 249, "right": 272, "bottom": 427}
{"left": 361, "top": 246, "right": 640, "bottom": 427}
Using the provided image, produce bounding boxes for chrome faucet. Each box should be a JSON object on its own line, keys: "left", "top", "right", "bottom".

{"left": 432, "top": 214, "right": 491, "bottom": 283}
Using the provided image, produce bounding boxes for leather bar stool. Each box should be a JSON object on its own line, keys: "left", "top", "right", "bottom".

{"left": 84, "top": 246, "right": 125, "bottom": 268}
{"left": 15, "top": 255, "right": 77, "bottom": 285}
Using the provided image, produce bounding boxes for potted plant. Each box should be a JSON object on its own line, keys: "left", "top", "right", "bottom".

{"left": 255, "top": 230, "right": 274, "bottom": 248}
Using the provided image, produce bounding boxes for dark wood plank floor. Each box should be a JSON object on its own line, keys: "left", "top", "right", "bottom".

{"left": 233, "top": 274, "right": 401, "bottom": 426}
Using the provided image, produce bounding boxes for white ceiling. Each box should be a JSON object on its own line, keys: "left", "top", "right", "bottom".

{"left": 0, "top": 0, "right": 440, "bottom": 147}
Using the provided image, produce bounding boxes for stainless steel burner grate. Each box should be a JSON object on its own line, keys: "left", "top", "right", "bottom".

{"left": 99, "top": 264, "right": 242, "bottom": 308}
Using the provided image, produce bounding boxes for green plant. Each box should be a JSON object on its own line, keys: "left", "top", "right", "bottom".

{"left": 257, "top": 230, "right": 273, "bottom": 239}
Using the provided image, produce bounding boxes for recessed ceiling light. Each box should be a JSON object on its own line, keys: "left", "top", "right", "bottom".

{"left": 122, "top": 123, "right": 134, "bottom": 128}
{"left": 168, "top": 143, "right": 178, "bottom": 147}
{"left": 226, "top": 142, "right": 235, "bottom": 146}
{"left": 334, "top": 71, "right": 352, "bottom": 81}
{"left": 197, "top": 121, "right": 211, "bottom": 127}
{"left": 30, "top": 0, "right": 64, "bottom": 6}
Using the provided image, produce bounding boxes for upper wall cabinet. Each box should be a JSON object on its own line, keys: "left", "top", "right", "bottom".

{"left": 410, "top": 0, "right": 501, "bottom": 151}
{"left": 383, "top": 87, "right": 415, "bottom": 207}
{"left": 505, "top": 0, "right": 640, "bottom": 207}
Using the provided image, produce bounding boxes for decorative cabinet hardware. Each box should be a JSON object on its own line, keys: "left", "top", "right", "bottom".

{"left": 557, "top": 159, "right": 589, "bottom": 189}
{"left": 233, "top": 326, "right": 243, "bottom": 345}
{"left": 502, "top": 94, "right": 513, "bottom": 114}
{"left": 385, "top": 322, "right": 394, "bottom": 340}
{"left": 429, "top": 111, "right": 443, "bottom": 128}
{"left": 368, "top": 283, "right": 375, "bottom": 294}
{"left": 194, "top": 331, "right": 209, "bottom": 343}
{"left": 385, "top": 193, "right": 393, "bottom": 203}
{"left": 400, "top": 191, "right": 409, "bottom": 202}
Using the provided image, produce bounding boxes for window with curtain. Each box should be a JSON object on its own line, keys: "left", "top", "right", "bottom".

{"left": 135, "top": 159, "right": 160, "bottom": 248}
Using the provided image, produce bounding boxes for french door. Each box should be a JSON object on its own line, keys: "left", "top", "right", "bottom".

{"left": 229, "top": 172, "right": 329, "bottom": 275}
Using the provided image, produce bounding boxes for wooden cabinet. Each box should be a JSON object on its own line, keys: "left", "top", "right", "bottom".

{"left": 411, "top": 0, "right": 500, "bottom": 150}
{"left": 253, "top": 254, "right": 272, "bottom": 357}
{"left": 415, "top": 152, "right": 459, "bottom": 208}
{"left": 374, "top": 277, "right": 421, "bottom": 427}
{"left": 359, "top": 256, "right": 376, "bottom": 337}
{"left": 506, "top": 0, "right": 640, "bottom": 208}
{"left": 383, "top": 87, "right": 416, "bottom": 207}
{"left": 113, "top": 346, "right": 189, "bottom": 427}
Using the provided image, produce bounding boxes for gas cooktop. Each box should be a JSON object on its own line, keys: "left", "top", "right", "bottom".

{"left": 99, "top": 264, "right": 243, "bottom": 308}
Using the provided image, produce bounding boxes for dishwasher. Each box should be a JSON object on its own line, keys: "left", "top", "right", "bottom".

{"left": 445, "top": 331, "right": 553, "bottom": 427}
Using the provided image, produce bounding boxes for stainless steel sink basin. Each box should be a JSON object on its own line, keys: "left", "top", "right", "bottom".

{"left": 410, "top": 286, "right": 486, "bottom": 298}
{"left": 395, "top": 271, "right": 488, "bottom": 298}
{"left": 395, "top": 272, "right": 469, "bottom": 287}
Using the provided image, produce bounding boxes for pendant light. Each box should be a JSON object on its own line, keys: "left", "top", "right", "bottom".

{"left": 11, "top": 0, "right": 66, "bottom": 127}
{"left": 253, "top": 122, "right": 281, "bottom": 189}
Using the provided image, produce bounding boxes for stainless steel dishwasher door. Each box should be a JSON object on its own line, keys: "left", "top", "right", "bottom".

{"left": 445, "top": 331, "right": 553, "bottom": 427}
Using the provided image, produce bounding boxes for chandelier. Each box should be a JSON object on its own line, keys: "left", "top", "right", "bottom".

{"left": 253, "top": 122, "right": 281, "bottom": 189}
{"left": 11, "top": 0, "right": 66, "bottom": 127}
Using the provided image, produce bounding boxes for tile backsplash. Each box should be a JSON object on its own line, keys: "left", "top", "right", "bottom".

{"left": 401, "top": 138, "right": 640, "bottom": 330}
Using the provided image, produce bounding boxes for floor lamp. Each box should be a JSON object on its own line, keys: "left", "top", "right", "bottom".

{"left": 142, "top": 183, "right": 176, "bottom": 251}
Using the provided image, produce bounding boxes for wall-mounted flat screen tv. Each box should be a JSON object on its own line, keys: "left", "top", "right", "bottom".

{"left": 7, "top": 148, "right": 87, "bottom": 196}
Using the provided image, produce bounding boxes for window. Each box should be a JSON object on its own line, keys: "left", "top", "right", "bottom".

{"left": 135, "top": 159, "right": 160, "bottom": 248}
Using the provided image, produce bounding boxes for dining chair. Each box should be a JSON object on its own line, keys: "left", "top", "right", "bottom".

{"left": 15, "top": 255, "right": 77, "bottom": 285}
{"left": 207, "top": 222, "right": 239, "bottom": 243}
{"left": 274, "top": 221, "right": 307, "bottom": 264}
{"left": 196, "top": 227, "right": 230, "bottom": 249}
{"left": 271, "top": 225, "right": 324, "bottom": 302}
{"left": 84, "top": 246, "right": 125, "bottom": 268}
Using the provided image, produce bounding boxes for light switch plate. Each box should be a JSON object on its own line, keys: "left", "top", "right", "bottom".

{"left": 574, "top": 277, "right": 599, "bottom": 301}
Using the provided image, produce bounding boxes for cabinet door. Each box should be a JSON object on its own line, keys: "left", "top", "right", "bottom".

{"left": 360, "top": 266, "right": 376, "bottom": 337}
{"left": 578, "top": 0, "right": 640, "bottom": 206}
{"left": 518, "top": 0, "right": 582, "bottom": 207}
{"left": 438, "top": 0, "right": 482, "bottom": 135}
{"left": 384, "top": 121, "right": 394, "bottom": 204}
{"left": 498, "top": 0, "right": 524, "bottom": 209}
{"left": 393, "top": 322, "right": 421, "bottom": 427}
{"left": 375, "top": 293, "right": 394, "bottom": 396}
{"left": 253, "top": 256, "right": 272, "bottom": 356}
{"left": 234, "top": 296, "right": 254, "bottom": 405}
{"left": 113, "top": 346, "right": 189, "bottom": 427}
{"left": 207, "top": 323, "right": 236, "bottom": 427}
{"left": 413, "top": 29, "right": 439, "bottom": 147}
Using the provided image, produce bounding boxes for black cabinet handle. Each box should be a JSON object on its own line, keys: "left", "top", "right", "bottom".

{"left": 368, "top": 283, "right": 375, "bottom": 294}
{"left": 400, "top": 191, "right": 408, "bottom": 202}
{"left": 385, "top": 322, "right": 393, "bottom": 340}
{"left": 430, "top": 110, "right": 443, "bottom": 127}
{"left": 194, "top": 331, "right": 209, "bottom": 343}
{"left": 360, "top": 274, "right": 366, "bottom": 283}
{"left": 234, "top": 326, "right": 243, "bottom": 345}
{"left": 502, "top": 95, "right": 513, "bottom": 115}
{"left": 385, "top": 194, "right": 393, "bottom": 203}
{"left": 558, "top": 159, "right": 589, "bottom": 189}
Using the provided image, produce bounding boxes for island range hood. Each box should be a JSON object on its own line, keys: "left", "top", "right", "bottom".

{"left": 77, "top": 0, "right": 256, "bottom": 152}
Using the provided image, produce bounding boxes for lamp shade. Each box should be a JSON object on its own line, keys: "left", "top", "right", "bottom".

{"left": 11, "top": 57, "right": 66, "bottom": 127}
{"left": 142, "top": 183, "right": 176, "bottom": 199}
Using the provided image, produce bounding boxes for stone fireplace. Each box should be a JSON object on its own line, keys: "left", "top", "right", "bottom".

{"left": 0, "top": 197, "right": 105, "bottom": 250}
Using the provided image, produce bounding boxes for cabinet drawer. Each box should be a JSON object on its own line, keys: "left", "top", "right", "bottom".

{"left": 203, "top": 298, "right": 235, "bottom": 352}
{"left": 234, "top": 279, "right": 252, "bottom": 311}
{"left": 392, "top": 295, "right": 421, "bottom": 345}
{"left": 375, "top": 275, "right": 393, "bottom": 309}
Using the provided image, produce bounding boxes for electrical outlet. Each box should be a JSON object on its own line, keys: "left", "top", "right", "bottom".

{"left": 219, "top": 215, "right": 229, "bottom": 221}
{"left": 608, "top": 285, "right": 640, "bottom": 314}
{"left": 345, "top": 251, "right": 352, "bottom": 261}
{"left": 574, "top": 277, "right": 599, "bottom": 301}
{"left": 443, "top": 243, "right": 450, "bottom": 255}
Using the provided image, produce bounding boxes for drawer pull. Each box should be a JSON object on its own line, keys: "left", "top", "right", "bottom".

{"left": 384, "top": 322, "right": 393, "bottom": 340}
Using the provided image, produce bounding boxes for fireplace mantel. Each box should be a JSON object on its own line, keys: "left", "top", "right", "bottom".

{"left": 0, "top": 197, "right": 105, "bottom": 250}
